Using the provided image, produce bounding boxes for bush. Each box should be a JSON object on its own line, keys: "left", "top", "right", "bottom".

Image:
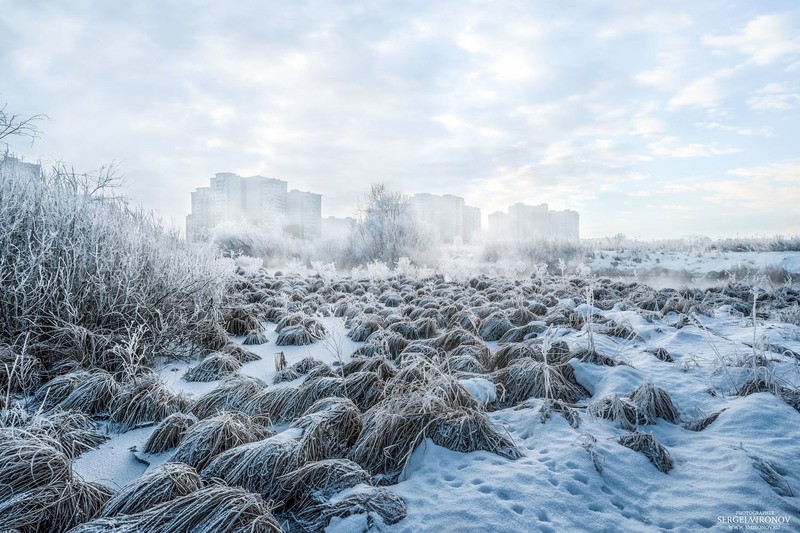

{"left": 0, "top": 158, "right": 233, "bottom": 369}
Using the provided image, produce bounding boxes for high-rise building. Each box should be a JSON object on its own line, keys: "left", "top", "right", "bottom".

{"left": 409, "top": 193, "right": 477, "bottom": 244}
{"left": 286, "top": 189, "right": 322, "bottom": 240}
{"left": 463, "top": 205, "right": 482, "bottom": 244}
{"left": 488, "top": 203, "right": 579, "bottom": 242}
{"left": 242, "top": 176, "right": 288, "bottom": 230}
{"left": 187, "top": 172, "right": 321, "bottom": 241}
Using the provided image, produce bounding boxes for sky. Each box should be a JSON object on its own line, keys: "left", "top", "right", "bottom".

{"left": 1, "top": 0, "right": 799, "bottom": 239}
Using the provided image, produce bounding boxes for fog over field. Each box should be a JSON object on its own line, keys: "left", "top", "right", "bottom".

{"left": 1, "top": 2, "right": 799, "bottom": 533}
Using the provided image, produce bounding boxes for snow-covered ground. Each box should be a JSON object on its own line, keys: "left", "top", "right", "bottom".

{"left": 71, "top": 254, "right": 800, "bottom": 532}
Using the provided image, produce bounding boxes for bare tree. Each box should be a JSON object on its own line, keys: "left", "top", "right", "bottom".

{"left": 0, "top": 103, "right": 45, "bottom": 146}
{"left": 351, "top": 183, "right": 429, "bottom": 267}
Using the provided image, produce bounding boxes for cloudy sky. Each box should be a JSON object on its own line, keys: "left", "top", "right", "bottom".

{"left": 2, "top": 1, "right": 799, "bottom": 239}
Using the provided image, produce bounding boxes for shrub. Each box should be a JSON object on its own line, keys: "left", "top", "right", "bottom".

{"left": 0, "top": 160, "right": 233, "bottom": 366}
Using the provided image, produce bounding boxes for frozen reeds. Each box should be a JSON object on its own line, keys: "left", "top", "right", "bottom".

{"left": 191, "top": 374, "right": 266, "bottom": 419}
{"left": 490, "top": 359, "right": 588, "bottom": 409}
{"left": 290, "top": 397, "right": 362, "bottom": 463}
{"left": 588, "top": 395, "right": 643, "bottom": 430}
{"left": 170, "top": 411, "right": 271, "bottom": 471}
{"left": 183, "top": 353, "right": 241, "bottom": 382}
{"left": 0, "top": 347, "right": 43, "bottom": 394}
{"left": 56, "top": 369, "right": 120, "bottom": 415}
{"left": 618, "top": 431, "right": 673, "bottom": 473}
{"left": 280, "top": 458, "right": 371, "bottom": 514}
{"left": 276, "top": 325, "right": 314, "bottom": 346}
{"left": 98, "top": 462, "right": 202, "bottom": 517}
{"left": 144, "top": 412, "right": 198, "bottom": 454}
{"left": 110, "top": 373, "right": 190, "bottom": 431}
{"left": 201, "top": 437, "right": 300, "bottom": 501}
{"left": 242, "top": 329, "right": 269, "bottom": 346}
{"left": 628, "top": 381, "right": 680, "bottom": 424}
{"left": 72, "top": 483, "right": 282, "bottom": 532}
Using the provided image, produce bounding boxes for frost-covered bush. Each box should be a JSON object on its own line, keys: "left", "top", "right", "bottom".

{"left": 0, "top": 158, "right": 233, "bottom": 368}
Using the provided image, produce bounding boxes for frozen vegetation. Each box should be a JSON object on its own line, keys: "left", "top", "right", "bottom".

{"left": 1, "top": 161, "right": 799, "bottom": 532}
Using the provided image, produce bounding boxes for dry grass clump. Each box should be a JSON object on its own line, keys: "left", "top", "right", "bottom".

{"left": 280, "top": 458, "right": 371, "bottom": 522}
{"left": 389, "top": 317, "right": 438, "bottom": 340}
{"left": 201, "top": 437, "right": 300, "bottom": 501}
{"left": 429, "top": 407, "right": 522, "bottom": 460}
{"left": 144, "top": 412, "right": 198, "bottom": 454}
{"left": 32, "top": 370, "right": 90, "bottom": 411}
{"left": 99, "top": 462, "right": 202, "bottom": 518}
{"left": 316, "top": 486, "right": 407, "bottom": 529}
{"left": 224, "top": 306, "right": 263, "bottom": 336}
{"left": 290, "top": 397, "right": 362, "bottom": 464}
{"left": 479, "top": 312, "right": 514, "bottom": 341}
{"left": 303, "top": 363, "right": 337, "bottom": 382}
{"left": 25, "top": 410, "right": 107, "bottom": 458}
{"left": 0, "top": 478, "right": 114, "bottom": 533}
{"left": 491, "top": 342, "right": 539, "bottom": 371}
{"left": 498, "top": 323, "right": 546, "bottom": 344}
{"left": 348, "top": 315, "right": 386, "bottom": 342}
{"left": 292, "top": 356, "right": 325, "bottom": 374}
{"left": 0, "top": 347, "right": 43, "bottom": 394}
{"left": 72, "top": 483, "right": 282, "bottom": 533}
{"left": 110, "top": 374, "right": 190, "bottom": 431}
{"left": 618, "top": 431, "right": 673, "bottom": 473}
{"left": 342, "top": 356, "right": 396, "bottom": 380}
{"left": 646, "top": 347, "right": 674, "bottom": 363}
{"left": 430, "top": 328, "right": 485, "bottom": 352}
{"left": 276, "top": 314, "right": 327, "bottom": 340}
{"left": 448, "top": 310, "right": 481, "bottom": 334}
{"left": 170, "top": 411, "right": 271, "bottom": 471}
{"left": 220, "top": 342, "right": 262, "bottom": 363}
{"left": 273, "top": 367, "right": 302, "bottom": 384}
{"left": 276, "top": 325, "right": 314, "bottom": 346}
{"left": 440, "top": 353, "right": 488, "bottom": 375}
{"left": 183, "top": 353, "right": 242, "bottom": 382}
{"left": 56, "top": 369, "right": 120, "bottom": 415}
{"left": 490, "top": 359, "right": 588, "bottom": 409}
{"left": 0, "top": 431, "right": 72, "bottom": 500}
{"left": 588, "top": 395, "right": 644, "bottom": 430}
{"left": 243, "top": 387, "right": 302, "bottom": 424}
{"left": 350, "top": 373, "right": 517, "bottom": 480}
{"left": 574, "top": 348, "right": 618, "bottom": 366}
{"left": 191, "top": 374, "right": 266, "bottom": 419}
{"left": 628, "top": 381, "right": 680, "bottom": 424}
{"left": 684, "top": 410, "right": 724, "bottom": 432}
{"left": 242, "top": 329, "right": 269, "bottom": 346}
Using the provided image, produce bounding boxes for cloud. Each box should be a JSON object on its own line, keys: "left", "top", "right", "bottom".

{"left": 668, "top": 68, "right": 738, "bottom": 108}
{"left": 704, "top": 160, "right": 800, "bottom": 209}
{"left": 703, "top": 13, "right": 800, "bottom": 66}
{"left": 0, "top": 1, "right": 798, "bottom": 239}
{"left": 648, "top": 137, "right": 740, "bottom": 158}
{"left": 746, "top": 83, "right": 800, "bottom": 110}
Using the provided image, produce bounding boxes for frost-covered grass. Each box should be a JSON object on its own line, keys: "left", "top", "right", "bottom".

{"left": 0, "top": 160, "right": 233, "bottom": 373}
{"left": 3, "top": 236, "right": 800, "bottom": 531}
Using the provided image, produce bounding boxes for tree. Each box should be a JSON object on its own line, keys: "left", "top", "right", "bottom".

{"left": 0, "top": 103, "right": 45, "bottom": 147}
{"left": 351, "top": 184, "right": 430, "bottom": 267}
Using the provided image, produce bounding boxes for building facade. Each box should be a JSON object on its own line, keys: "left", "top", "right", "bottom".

{"left": 409, "top": 192, "right": 480, "bottom": 244}
{"left": 186, "top": 172, "right": 321, "bottom": 241}
{"left": 488, "top": 203, "right": 579, "bottom": 242}
{"left": 286, "top": 189, "right": 322, "bottom": 240}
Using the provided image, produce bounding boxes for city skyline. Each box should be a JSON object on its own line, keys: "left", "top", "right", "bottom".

{"left": 186, "top": 169, "right": 583, "bottom": 243}
{"left": 2, "top": 2, "right": 799, "bottom": 239}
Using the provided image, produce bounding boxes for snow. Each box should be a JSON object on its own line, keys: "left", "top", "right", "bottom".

{"left": 67, "top": 252, "right": 800, "bottom": 531}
